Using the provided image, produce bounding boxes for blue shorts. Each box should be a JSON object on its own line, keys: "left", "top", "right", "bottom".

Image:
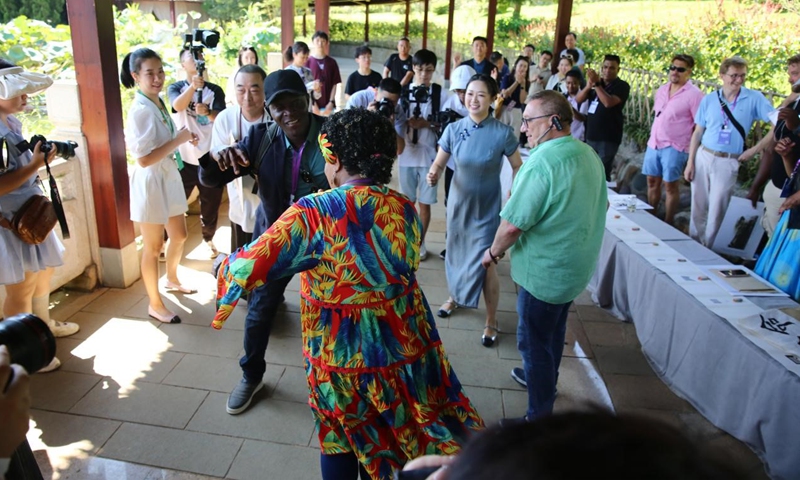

{"left": 642, "top": 146, "right": 689, "bottom": 183}
{"left": 398, "top": 166, "right": 437, "bottom": 205}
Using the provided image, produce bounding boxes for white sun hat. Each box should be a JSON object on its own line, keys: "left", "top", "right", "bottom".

{"left": 0, "top": 66, "right": 54, "bottom": 100}
{"left": 450, "top": 65, "right": 477, "bottom": 91}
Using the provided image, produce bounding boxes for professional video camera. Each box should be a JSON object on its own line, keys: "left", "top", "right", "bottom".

{"left": 0, "top": 314, "right": 56, "bottom": 383}
{"left": 16, "top": 135, "right": 78, "bottom": 160}
{"left": 182, "top": 28, "right": 220, "bottom": 104}
{"left": 407, "top": 85, "right": 433, "bottom": 144}
{"left": 377, "top": 99, "right": 394, "bottom": 119}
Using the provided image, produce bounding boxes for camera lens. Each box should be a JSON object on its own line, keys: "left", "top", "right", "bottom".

{"left": 0, "top": 314, "right": 56, "bottom": 375}
{"left": 51, "top": 141, "right": 78, "bottom": 159}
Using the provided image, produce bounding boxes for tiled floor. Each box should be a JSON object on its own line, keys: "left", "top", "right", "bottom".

{"left": 25, "top": 179, "right": 770, "bottom": 479}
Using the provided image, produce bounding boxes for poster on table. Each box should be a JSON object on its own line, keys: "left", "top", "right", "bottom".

{"left": 711, "top": 197, "right": 766, "bottom": 260}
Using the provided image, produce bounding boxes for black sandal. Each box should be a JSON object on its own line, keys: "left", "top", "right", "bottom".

{"left": 437, "top": 300, "right": 458, "bottom": 318}
{"left": 482, "top": 325, "right": 500, "bottom": 347}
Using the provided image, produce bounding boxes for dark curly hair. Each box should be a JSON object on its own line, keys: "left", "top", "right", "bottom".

{"left": 320, "top": 108, "right": 396, "bottom": 185}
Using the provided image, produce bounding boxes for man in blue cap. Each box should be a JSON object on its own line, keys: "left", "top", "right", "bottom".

{"left": 200, "top": 70, "right": 329, "bottom": 414}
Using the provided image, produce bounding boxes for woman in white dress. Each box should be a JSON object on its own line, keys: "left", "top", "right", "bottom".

{"left": 0, "top": 59, "right": 79, "bottom": 372}
{"left": 545, "top": 55, "right": 573, "bottom": 95}
{"left": 120, "top": 48, "right": 198, "bottom": 324}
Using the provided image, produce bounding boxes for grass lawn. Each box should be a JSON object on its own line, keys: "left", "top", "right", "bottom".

{"left": 327, "top": 0, "right": 733, "bottom": 41}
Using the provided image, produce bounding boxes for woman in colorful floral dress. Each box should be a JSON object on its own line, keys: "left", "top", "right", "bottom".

{"left": 212, "top": 108, "right": 484, "bottom": 480}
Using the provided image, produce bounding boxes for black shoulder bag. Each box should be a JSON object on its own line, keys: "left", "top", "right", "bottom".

{"left": 717, "top": 90, "right": 747, "bottom": 144}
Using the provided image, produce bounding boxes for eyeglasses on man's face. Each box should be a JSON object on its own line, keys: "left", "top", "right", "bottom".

{"left": 726, "top": 73, "right": 747, "bottom": 80}
{"left": 668, "top": 65, "right": 688, "bottom": 73}
{"left": 521, "top": 113, "right": 553, "bottom": 129}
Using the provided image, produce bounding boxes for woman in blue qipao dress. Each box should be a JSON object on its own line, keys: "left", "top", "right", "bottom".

{"left": 427, "top": 74, "right": 522, "bottom": 347}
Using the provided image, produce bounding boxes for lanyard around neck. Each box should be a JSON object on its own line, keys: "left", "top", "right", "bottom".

{"left": 137, "top": 91, "right": 175, "bottom": 136}
{"left": 718, "top": 89, "right": 740, "bottom": 128}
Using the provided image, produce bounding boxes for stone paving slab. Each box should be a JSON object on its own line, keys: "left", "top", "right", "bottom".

{"left": 26, "top": 192, "right": 768, "bottom": 479}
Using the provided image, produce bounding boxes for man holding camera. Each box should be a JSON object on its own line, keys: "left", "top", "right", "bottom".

{"left": 398, "top": 49, "right": 460, "bottom": 261}
{"left": 199, "top": 70, "right": 329, "bottom": 415}
{"left": 345, "top": 77, "right": 406, "bottom": 155}
{"left": 168, "top": 49, "right": 227, "bottom": 258}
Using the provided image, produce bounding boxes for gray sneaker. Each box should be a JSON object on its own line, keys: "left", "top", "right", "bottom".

{"left": 511, "top": 367, "right": 527, "bottom": 387}
{"left": 226, "top": 379, "right": 264, "bottom": 415}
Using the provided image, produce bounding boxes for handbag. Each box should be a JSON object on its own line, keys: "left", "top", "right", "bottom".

{"left": 0, "top": 194, "right": 57, "bottom": 244}
{"left": 0, "top": 140, "right": 69, "bottom": 244}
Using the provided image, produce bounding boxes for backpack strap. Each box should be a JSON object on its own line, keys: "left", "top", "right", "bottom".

{"left": 431, "top": 83, "right": 441, "bottom": 115}
{"left": 250, "top": 122, "right": 280, "bottom": 173}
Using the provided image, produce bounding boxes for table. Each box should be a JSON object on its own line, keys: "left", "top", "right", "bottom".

{"left": 589, "top": 208, "right": 800, "bottom": 480}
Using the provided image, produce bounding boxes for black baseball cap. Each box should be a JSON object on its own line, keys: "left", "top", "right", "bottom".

{"left": 264, "top": 70, "right": 307, "bottom": 106}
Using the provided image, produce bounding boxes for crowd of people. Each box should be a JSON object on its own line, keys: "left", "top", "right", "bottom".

{"left": 2, "top": 25, "right": 800, "bottom": 480}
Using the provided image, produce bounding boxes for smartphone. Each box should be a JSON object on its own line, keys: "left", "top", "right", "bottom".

{"left": 719, "top": 269, "right": 749, "bottom": 278}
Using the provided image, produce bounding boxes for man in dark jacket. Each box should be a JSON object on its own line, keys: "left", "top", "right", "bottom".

{"left": 200, "top": 70, "right": 329, "bottom": 415}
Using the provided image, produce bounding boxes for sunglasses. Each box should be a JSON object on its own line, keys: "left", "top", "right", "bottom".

{"left": 668, "top": 66, "right": 688, "bottom": 73}
{"left": 300, "top": 169, "right": 313, "bottom": 184}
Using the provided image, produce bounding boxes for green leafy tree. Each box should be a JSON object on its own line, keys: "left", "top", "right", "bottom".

{"left": 202, "top": 0, "right": 280, "bottom": 23}
{"left": 0, "top": 0, "right": 64, "bottom": 24}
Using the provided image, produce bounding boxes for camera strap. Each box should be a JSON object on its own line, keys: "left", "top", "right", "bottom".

{"left": 42, "top": 154, "right": 70, "bottom": 239}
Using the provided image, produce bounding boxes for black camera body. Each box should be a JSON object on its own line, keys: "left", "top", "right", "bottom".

{"left": 377, "top": 99, "right": 394, "bottom": 119}
{"left": 432, "top": 108, "right": 463, "bottom": 133}
{"left": 16, "top": 135, "right": 78, "bottom": 159}
{"left": 0, "top": 314, "right": 56, "bottom": 380}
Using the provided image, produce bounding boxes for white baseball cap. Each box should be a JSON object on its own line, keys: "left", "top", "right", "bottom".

{"left": 0, "top": 67, "right": 53, "bottom": 100}
{"left": 450, "top": 65, "right": 476, "bottom": 91}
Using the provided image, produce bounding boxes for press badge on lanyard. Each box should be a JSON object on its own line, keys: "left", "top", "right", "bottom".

{"left": 718, "top": 90, "right": 739, "bottom": 146}
{"left": 588, "top": 100, "right": 599, "bottom": 114}
{"left": 717, "top": 127, "right": 732, "bottom": 145}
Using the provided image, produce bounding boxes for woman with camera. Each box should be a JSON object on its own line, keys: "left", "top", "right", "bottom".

{"left": 284, "top": 41, "right": 322, "bottom": 114}
{"left": 212, "top": 108, "right": 483, "bottom": 480}
{"left": 495, "top": 56, "right": 531, "bottom": 136}
{"left": 121, "top": 48, "right": 199, "bottom": 324}
{"left": 427, "top": 74, "right": 522, "bottom": 347}
{"left": 0, "top": 59, "right": 79, "bottom": 372}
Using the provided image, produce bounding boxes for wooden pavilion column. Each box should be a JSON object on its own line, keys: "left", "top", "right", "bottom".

{"left": 315, "top": 0, "right": 330, "bottom": 34}
{"left": 553, "top": 0, "right": 573, "bottom": 71}
{"left": 365, "top": 3, "right": 369, "bottom": 43}
{"left": 404, "top": 0, "right": 410, "bottom": 37}
{"left": 444, "top": 0, "right": 455, "bottom": 81}
{"left": 281, "top": 0, "right": 294, "bottom": 63}
{"left": 486, "top": 0, "right": 497, "bottom": 53}
{"left": 65, "top": 0, "right": 137, "bottom": 288}
{"left": 422, "top": 0, "right": 429, "bottom": 49}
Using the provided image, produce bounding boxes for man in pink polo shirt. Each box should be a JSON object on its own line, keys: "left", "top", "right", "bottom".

{"left": 643, "top": 54, "right": 704, "bottom": 226}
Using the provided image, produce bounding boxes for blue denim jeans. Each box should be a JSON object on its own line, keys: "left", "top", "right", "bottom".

{"left": 240, "top": 275, "right": 293, "bottom": 383}
{"left": 516, "top": 287, "right": 572, "bottom": 420}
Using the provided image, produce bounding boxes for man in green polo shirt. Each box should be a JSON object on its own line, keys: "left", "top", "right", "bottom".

{"left": 482, "top": 90, "right": 607, "bottom": 420}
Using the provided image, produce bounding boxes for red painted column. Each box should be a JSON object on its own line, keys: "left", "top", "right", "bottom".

{"left": 404, "top": 0, "right": 410, "bottom": 37}
{"left": 365, "top": 4, "right": 369, "bottom": 43}
{"left": 553, "top": 0, "right": 573, "bottom": 72}
{"left": 422, "top": 0, "right": 429, "bottom": 49}
{"left": 487, "top": 0, "right": 497, "bottom": 53}
{"left": 65, "top": 0, "right": 133, "bottom": 250}
{"left": 281, "top": 0, "right": 295, "bottom": 63}
{"left": 445, "top": 0, "right": 455, "bottom": 81}
{"left": 315, "top": 0, "right": 330, "bottom": 34}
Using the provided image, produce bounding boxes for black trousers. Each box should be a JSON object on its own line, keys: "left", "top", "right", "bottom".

{"left": 180, "top": 159, "right": 224, "bottom": 242}
{"left": 230, "top": 220, "right": 253, "bottom": 253}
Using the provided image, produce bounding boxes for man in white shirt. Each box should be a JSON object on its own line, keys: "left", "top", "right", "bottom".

{"left": 560, "top": 32, "right": 586, "bottom": 69}
{"left": 210, "top": 65, "right": 268, "bottom": 252}
{"left": 168, "top": 48, "right": 227, "bottom": 257}
{"left": 398, "top": 49, "right": 459, "bottom": 260}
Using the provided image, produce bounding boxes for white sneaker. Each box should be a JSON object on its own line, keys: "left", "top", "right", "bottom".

{"left": 38, "top": 356, "right": 61, "bottom": 373}
{"left": 49, "top": 320, "right": 80, "bottom": 338}
{"left": 206, "top": 240, "right": 219, "bottom": 258}
{"left": 419, "top": 243, "right": 428, "bottom": 261}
